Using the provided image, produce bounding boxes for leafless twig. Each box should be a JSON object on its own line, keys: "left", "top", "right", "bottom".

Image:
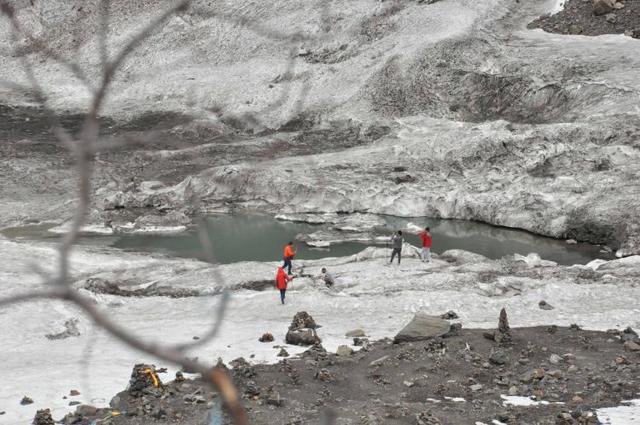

{"left": 0, "top": 1, "right": 248, "bottom": 423}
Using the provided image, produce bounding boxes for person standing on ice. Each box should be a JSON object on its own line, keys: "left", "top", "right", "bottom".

{"left": 283, "top": 241, "right": 296, "bottom": 274}
{"left": 390, "top": 230, "right": 403, "bottom": 264}
{"left": 275, "top": 265, "right": 294, "bottom": 304}
{"left": 418, "top": 227, "right": 433, "bottom": 262}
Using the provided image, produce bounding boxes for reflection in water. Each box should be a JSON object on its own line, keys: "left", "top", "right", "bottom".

{"left": 109, "top": 214, "right": 606, "bottom": 265}
{"left": 1, "top": 214, "right": 608, "bottom": 265}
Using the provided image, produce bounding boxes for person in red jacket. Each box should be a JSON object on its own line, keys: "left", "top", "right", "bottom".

{"left": 418, "top": 227, "right": 433, "bottom": 262}
{"left": 283, "top": 241, "right": 296, "bottom": 274}
{"left": 275, "top": 265, "right": 294, "bottom": 304}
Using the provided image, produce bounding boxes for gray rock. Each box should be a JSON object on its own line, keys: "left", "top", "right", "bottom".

{"left": 593, "top": 0, "right": 616, "bottom": 16}
{"left": 393, "top": 312, "right": 451, "bottom": 343}
{"left": 498, "top": 308, "right": 510, "bottom": 334}
{"left": 624, "top": 341, "right": 640, "bottom": 351}
{"left": 285, "top": 328, "right": 321, "bottom": 346}
{"left": 353, "top": 337, "right": 370, "bottom": 347}
{"left": 345, "top": 328, "right": 366, "bottom": 337}
{"left": 75, "top": 405, "right": 98, "bottom": 417}
{"left": 550, "top": 354, "right": 563, "bottom": 364}
{"left": 277, "top": 347, "right": 289, "bottom": 357}
{"left": 539, "top": 300, "right": 554, "bottom": 310}
{"left": 259, "top": 332, "right": 274, "bottom": 342}
{"left": 336, "top": 345, "right": 353, "bottom": 356}
{"left": 489, "top": 349, "right": 508, "bottom": 365}
{"left": 20, "top": 396, "right": 33, "bottom": 405}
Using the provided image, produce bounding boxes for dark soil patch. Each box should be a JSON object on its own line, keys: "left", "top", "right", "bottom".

{"left": 529, "top": 0, "right": 640, "bottom": 37}
{"left": 60, "top": 326, "right": 640, "bottom": 425}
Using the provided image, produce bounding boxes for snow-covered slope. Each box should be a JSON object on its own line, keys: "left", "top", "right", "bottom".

{"left": 1, "top": 235, "right": 639, "bottom": 423}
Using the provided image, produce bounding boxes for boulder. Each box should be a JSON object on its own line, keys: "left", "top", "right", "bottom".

{"left": 286, "top": 312, "right": 321, "bottom": 346}
{"left": 393, "top": 312, "right": 450, "bottom": 343}
{"left": 285, "top": 328, "right": 321, "bottom": 346}
{"left": 593, "top": 0, "right": 616, "bottom": 15}
{"left": 336, "top": 345, "right": 353, "bottom": 356}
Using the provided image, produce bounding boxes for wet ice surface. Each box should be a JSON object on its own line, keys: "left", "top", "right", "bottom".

{"left": 1, "top": 236, "right": 640, "bottom": 424}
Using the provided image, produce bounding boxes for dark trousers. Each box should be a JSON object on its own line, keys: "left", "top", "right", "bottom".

{"left": 390, "top": 248, "right": 401, "bottom": 264}
{"left": 283, "top": 256, "right": 293, "bottom": 274}
{"left": 279, "top": 289, "right": 286, "bottom": 304}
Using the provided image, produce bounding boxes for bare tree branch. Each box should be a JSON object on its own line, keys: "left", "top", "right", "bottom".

{"left": 0, "top": 288, "right": 68, "bottom": 308}
{"left": 99, "top": 0, "right": 111, "bottom": 72}
{"left": 93, "top": 0, "right": 190, "bottom": 113}
{"left": 0, "top": 1, "right": 92, "bottom": 89}
{"left": 0, "top": 1, "right": 336, "bottom": 423}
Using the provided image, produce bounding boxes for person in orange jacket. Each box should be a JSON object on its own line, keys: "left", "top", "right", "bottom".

{"left": 283, "top": 241, "right": 296, "bottom": 274}
{"left": 275, "top": 265, "right": 294, "bottom": 304}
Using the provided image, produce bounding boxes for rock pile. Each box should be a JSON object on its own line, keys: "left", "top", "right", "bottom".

{"left": 32, "top": 409, "right": 54, "bottom": 425}
{"left": 285, "top": 312, "right": 321, "bottom": 346}
{"left": 127, "top": 364, "right": 163, "bottom": 397}
{"left": 484, "top": 308, "right": 512, "bottom": 344}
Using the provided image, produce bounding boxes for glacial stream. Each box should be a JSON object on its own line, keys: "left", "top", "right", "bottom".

{"left": 3, "top": 214, "right": 609, "bottom": 265}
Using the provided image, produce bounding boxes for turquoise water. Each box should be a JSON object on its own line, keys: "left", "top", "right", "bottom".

{"left": 2, "top": 214, "right": 609, "bottom": 265}
{"left": 109, "top": 215, "right": 608, "bottom": 265}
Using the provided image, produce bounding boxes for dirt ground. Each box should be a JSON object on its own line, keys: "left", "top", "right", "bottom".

{"left": 529, "top": 0, "right": 640, "bottom": 37}
{"left": 50, "top": 322, "right": 640, "bottom": 425}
